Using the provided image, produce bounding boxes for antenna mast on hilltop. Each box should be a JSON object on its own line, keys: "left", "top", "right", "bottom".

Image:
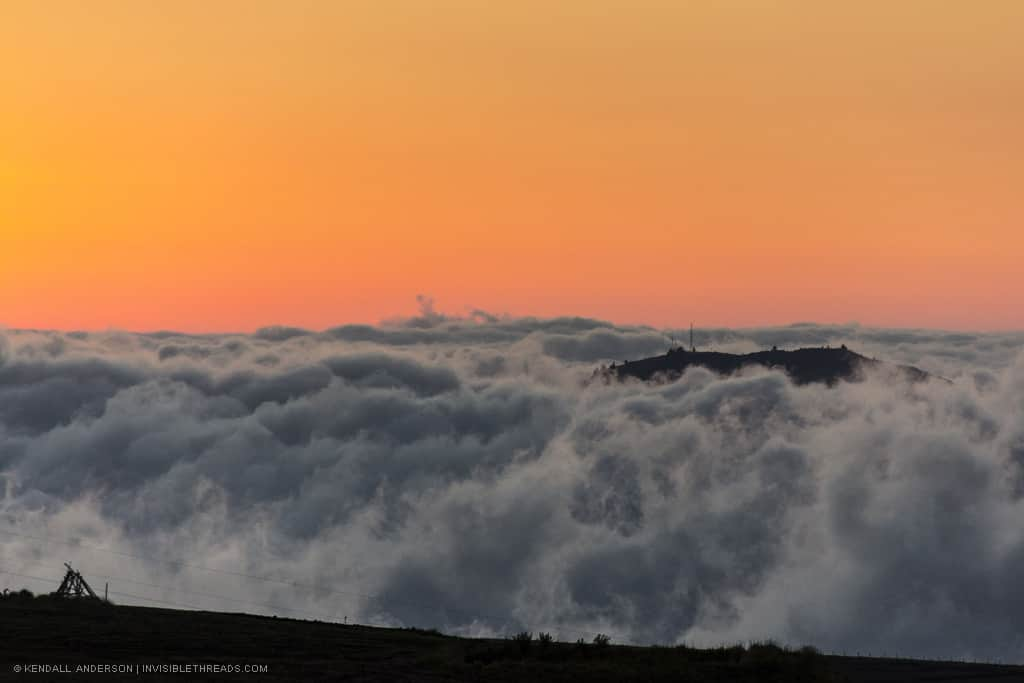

{"left": 54, "top": 563, "right": 106, "bottom": 602}
{"left": 690, "top": 322, "right": 695, "bottom": 352}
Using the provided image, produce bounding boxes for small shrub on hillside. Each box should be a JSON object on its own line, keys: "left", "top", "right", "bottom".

{"left": 404, "top": 626, "right": 443, "bottom": 637}
{"left": 744, "top": 640, "right": 787, "bottom": 664}
{"left": 513, "top": 631, "right": 533, "bottom": 655}
{"left": 538, "top": 632, "right": 553, "bottom": 647}
{"left": 675, "top": 643, "right": 745, "bottom": 663}
{"left": 592, "top": 633, "right": 611, "bottom": 648}
{"left": 1, "top": 589, "right": 34, "bottom": 600}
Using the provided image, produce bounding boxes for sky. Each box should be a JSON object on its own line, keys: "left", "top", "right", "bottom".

{"left": 2, "top": 1, "right": 1022, "bottom": 332}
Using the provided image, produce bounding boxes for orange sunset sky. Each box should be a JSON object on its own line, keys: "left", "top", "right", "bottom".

{"left": 2, "top": 1, "right": 1022, "bottom": 332}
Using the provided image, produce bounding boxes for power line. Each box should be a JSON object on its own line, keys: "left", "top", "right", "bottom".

{"left": 2, "top": 560, "right": 343, "bottom": 623}
{"left": 0, "top": 526, "right": 406, "bottom": 611}
{"left": 0, "top": 567, "right": 286, "bottom": 617}
{"left": 0, "top": 561, "right": 611, "bottom": 644}
{"left": 0, "top": 565, "right": 422, "bottom": 634}
{"left": 0, "top": 525, "right": 628, "bottom": 644}
{"left": 0, "top": 527, "right": 316, "bottom": 589}
{"left": 1, "top": 568, "right": 212, "bottom": 613}
{"left": 12, "top": 563, "right": 1014, "bottom": 666}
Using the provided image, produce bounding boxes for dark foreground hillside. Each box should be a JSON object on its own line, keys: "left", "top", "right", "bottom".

{"left": 1, "top": 597, "right": 1021, "bottom": 682}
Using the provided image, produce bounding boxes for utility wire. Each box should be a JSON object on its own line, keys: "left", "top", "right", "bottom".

{"left": 1, "top": 568, "right": 285, "bottom": 617}
{"left": 2, "top": 560, "right": 342, "bottom": 623}
{"left": 0, "top": 565, "right": 417, "bottom": 634}
{"left": 0, "top": 525, "right": 626, "bottom": 644}
{"left": 7, "top": 564, "right": 1015, "bottom": 666}
{"left": 0, "top": 563, "right": 604, "bottom": 643}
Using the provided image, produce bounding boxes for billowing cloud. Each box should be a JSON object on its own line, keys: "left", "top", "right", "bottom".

{"left": 1, "top": 316, "right": 1023, "bottom": 660}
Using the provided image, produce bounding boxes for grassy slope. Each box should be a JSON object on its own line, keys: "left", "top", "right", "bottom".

{"left": 0, "top": 597, "right": 1021, "bottom": 682}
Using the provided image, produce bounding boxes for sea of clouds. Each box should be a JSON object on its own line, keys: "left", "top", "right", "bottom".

{"left": 2, "top": 302, "right": 1024, "bottom": 660}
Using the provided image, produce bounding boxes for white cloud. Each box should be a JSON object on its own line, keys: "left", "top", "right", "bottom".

{"left": 1, "top": 319, "right": 1023, "bottom": 659}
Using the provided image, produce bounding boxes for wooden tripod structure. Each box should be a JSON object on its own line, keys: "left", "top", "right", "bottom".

{"left": 54, "top": 563, "right": 104, "bottom": 601}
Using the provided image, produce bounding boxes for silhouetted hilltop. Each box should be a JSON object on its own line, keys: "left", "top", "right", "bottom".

{"left": 600, "top": 346, "right": 939, "bottom": 386}
{"left": 2, "top": 596, "right": 1020, "bottom": 681}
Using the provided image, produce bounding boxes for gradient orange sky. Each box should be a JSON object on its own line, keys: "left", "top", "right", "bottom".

{"left": 3, "top": 1, "right": 1022, "bottom": 332}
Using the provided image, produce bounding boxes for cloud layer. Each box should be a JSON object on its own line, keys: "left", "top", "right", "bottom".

{"left": 2, "top": 314, "right": 1024, "bottom": 660}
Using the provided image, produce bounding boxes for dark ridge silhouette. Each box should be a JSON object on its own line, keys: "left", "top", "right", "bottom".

{"left": 1, "top": 596, "right": 1020, "bottom": 681}
{"left": 597, "top": 345, "right": 942, "bottom": 386}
